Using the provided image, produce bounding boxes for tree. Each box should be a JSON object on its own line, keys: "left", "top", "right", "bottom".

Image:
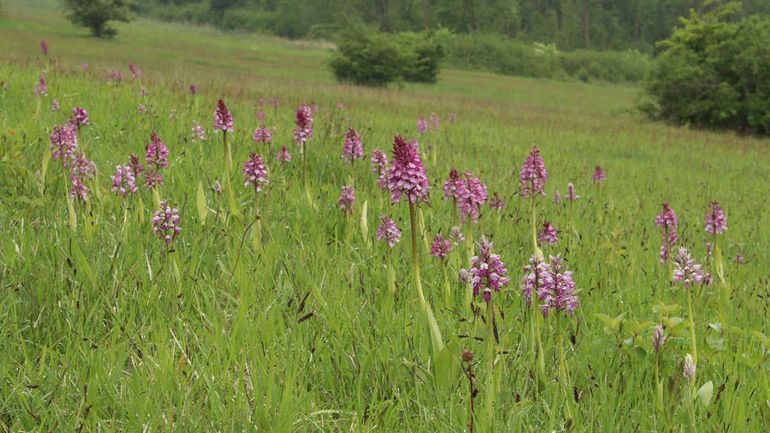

{"left": 62, "top": 0, "right": 132, "bottom": 38}
{"left": 645, "top": 1, "right": 770, "bottom": 135}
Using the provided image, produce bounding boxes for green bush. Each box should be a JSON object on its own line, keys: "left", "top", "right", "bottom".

{"left": 330, "top": 27, "right": 445, "bottom": 87}
{"left": 393, "top": 32, "right": 445, "bottom": 83}
{"left": 646, "top": 3, "right": 770, "bottom": 135}
{"left": 330, "top": 28, "right": 404, "bottom": 87}
{"left": 61, "top": 0, "right": 132, "bottom": 38}
{"left": 443, "top": 33, "right": 651, "bottom": 83}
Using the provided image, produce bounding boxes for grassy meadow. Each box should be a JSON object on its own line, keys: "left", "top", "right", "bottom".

{"left": 1, "top": 0, "right": 769, "bottom": 431}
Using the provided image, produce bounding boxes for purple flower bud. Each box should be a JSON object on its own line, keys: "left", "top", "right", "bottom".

{"left": 652, "top": 324, "right": 666, "bottom": 352}
{"left": 430, "top": 234, "right": 452, "bottom": 260}
{"left": 35, "top": 75, "right": 48, "bottom": 97}
{"left": 469, "top": 239, "right": 510, "bottom": 303}
{"left": 338, "top": 185, "right": 356, "bottom": 216}
{"left": 40, "top": 40, "right": 48, "bottom": 56}
{"left": 111, "top": 165, "right": 137, "bottom": 196}
{"left": 592, "top": 165, "right": 606, "bottom": 183}
{"left": 243, "top": 153, "right": 269, "bottom": 193}
{"left": 69, "top": 174, "right": 88, "bottom": 201}
{"left": 538, "top": 221, "right": 558, "bottom": 245}
{"left": 457, "top": 171, "right": 487, "bottom": 224}
{"left": 342, "top": 128, "right": 364, "bottom": 163}
{"left": 519, "top": 146, "right": 548, "bottom": 198}
{"left": 370, "top": 148, "right": 388, "bottom": 174}
{"left": 443, "top": 169, "right": 462, "bottom": 200}
{"left": 152, "top": 200, "right": 181, "bottom": 246}
{"left": 417, "top": 117, "right": 427, "bottom": 134}
{"left": 276, "top": 146, "right": 291, "bottom": 163}
{"left": 50, "top": 123, "right": 78, "bottom": 161}
{"left": 704, "top": 201, "right": 727, "bottom": 235}
{"left": 214, "top": 99, "right": 234, "bottom": 132}
{"left": 387, "top": 135, "right": 429, "bottom": 204}
{"left": 72, "top": 107, "right": 90, "bottom": 127}
{"left": 293, "top": 104, "right": 314, "bottom": 145}
{"left": 566, "top": 183, "right": 579, "bottom": 201}
{"left": 489, "top": 192, "right": 505, "bottom": 210}
{"left": 192, "top": 122, "right": 206, "bottom": 142}
{"left": 376, "top": 215, "right": 401, "bottom": 248}
{"left": 672, "top": 247, "right": 705, "bottom": 290}
{"left": 146, "top": 132, "right": 169, "bottom": 170}
{"left": 253, "top": 125, "right": 272, "bottom": 145}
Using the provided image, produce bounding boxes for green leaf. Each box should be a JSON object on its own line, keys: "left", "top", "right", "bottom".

{"left": 434, "top": 344, "right": 459, "bottom": 391}
{"left": 595, "top": 313, "right": 625, "bottom": 332}
{"left": 70, "top": 239, "right": 95, "bottom": 288}
{"left": 196, "top": 181, "right": 208, "bottom": 224}
{"left": 697, "top": 381, "right": 713, "bottom": 407}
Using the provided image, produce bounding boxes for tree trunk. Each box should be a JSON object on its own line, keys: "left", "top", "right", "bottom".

{"left": 581, "top": 0, "right": 590, "bottom": 49}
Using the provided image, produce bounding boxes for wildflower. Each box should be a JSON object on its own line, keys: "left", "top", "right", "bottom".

{"left": 137, "top": 104, "right": 147, "bottom": 114}
{"left": 443, "top": 169, "right": 462, "bottom": 200}
{"left": 338, "top": 185, "right": 356, "bottom": 216}
{"left": 683, "top": 354, "right": 696, "bottom": 382}
{"left": 140, "top": 86, "right": 148, "bottom": 97}
{"left": 243, "top": 153, "right": 269, "bottom": 193}
{"left": 214, "top": 99, "right": 234, "bottom": 132}
{"left": 417, "top": 117, "right": 427, "bottom": 134}
{"left": 276, "top": 146, "right": 291, "bottom": 162}
{"left": 342, "top": 128, "right": 364, "bottom": 163}
{"left": 212, "top": 180, "right": 222, "bottom": 194}
{"left": 70, "top": 174, "right": 88, "bottom": 201}
{"left": 111, "top": 165, "right": 137, "bottom": 196}
{"left": 538, "top": 221, "right": 558, "bottom": 245}
{"left": 429, "top": 112, "right": 440, "bottom": 131}
{"left": 49, "top": 123, "right": 78, "bottom": 161}
{"left": 430, "top": 234, "right": 452, "bottom": 260}
{"left": 519, "top": 146, "right": 548, "bottom": 198}
{"left": 387, "top": 135, "right": 429, "bottom": 204}
{"left": 489, "top": 192, "right": 505, "bottom": 210}
{"left": 146, "top": 132, "right": 169, "bottom": 169}
{"left": 81, "top": 63, "right": 89, "bottom": 72}
{"left": 129, "top": 154, "right": 144, "bottom": 177}
{"left": 593, "top": 165, "right": 606, "bottom": 183}
{"left": 189, "top": 84, "right": 197, "bottom": 95}
{"left": 566, "top": 182, "right": 579, "bottom": 201}
{"left": 655, "top": 203, "right": 678, "bottom": 263}
{"left": 458, "top": 268, "right": 471, "bottom": 285}
{"left": 336, "top": 102, "right": 345, "bottom": 111}
{"left": 253, "top": 125, "right": 272, "bottom": 145}
{"left": 72, "top": 107, "right": 90, "bottom": 127}
{"left": 521, "top": 255, "right": 551, "bottom": 304}
{"left": 538, "top": 255, "right": 579, "bottom": 317}
{"left": 192, "top": 122, "right": 206, "bottom": 142}
{"left": 71, "top": 152, "right": 96, "bottom": 179}
{"left": 145, "top": 171, "right": 163, "bottom": 189}
{"left": 292, "top": 104, "right": 314, "bottom": 145}
{"left": 152, "top": 200, "right": 181, "bottom": 246}
{"left": 652, "top": 324, "right": 666, "bottom": 352}
{"left": 376, "top": 216, "right": 401, "bottom": 248}
{"left": 672, "top": 248, "right": 706, "bottom": 289}
{"left": 457, "top": 171, "right": 488, "bottom": 223}
{"left": 128, "top": 63, "right": 142, "bottom": 80}
{"left": 704, "top": 201, "right": 727, "bottom": 235}
{"left": 35, "top": 75, "right": 47, "bottom": 97}
{"left": 734, "top": 253, "right": 746, "bottom": 264}
{"left": 370, "top": 148, "right": 389, "bottom": 174}
{"left": 40, "top": 40, "right": 48, "bottom": 56}
{"left": 469, "top": 239, "right": 510, "bottom": 302}
{"left": 553, "top": 191, "right": 562, "bottom": 205}
{"left": 110, "top": 70, "right": 124, "bottom": 83}
{"left": 450, "top": 226, "right": 465, "bottom": 245}
{"left": 51, "top": 99, "right": 59, "bottom": 112}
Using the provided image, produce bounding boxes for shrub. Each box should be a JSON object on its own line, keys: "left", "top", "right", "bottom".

{"left": 646, "top": 2, "right": 770, "bottom": 135}
{"left": 330, "top": 27, "right": 404, "bottom": 87}
{"left": 61, "top": 0, "right": 131, "bottom": 38}
{"left": 330, "top": 27, "right": 445, "bottom": 87}
{"left": 393, "top": 32, "right": 445, "bottom": 83}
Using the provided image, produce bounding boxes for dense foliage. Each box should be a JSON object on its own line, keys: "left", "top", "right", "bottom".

{"left": 646, "top": 3, "right": 770, "bottom": 135}
{"left": 61, "top": 0, "right": 132, "bottom": 37}
{"left": 330, "top": 28, "right": 444, "bottom": 86}
{"left": 134, "top": 0, "right": 770, "bottom": 51}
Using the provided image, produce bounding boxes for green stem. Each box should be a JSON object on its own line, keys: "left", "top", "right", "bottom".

{"left": 409, "top": 201, "right": 444, "bottom": 357}
{"left": 557, "top": 317, "right": 574, "bottom": 427}
{"left": 687, "top": 289, "right": 698, "bottom": 366}
{"left": 223, "top": 131, "right": 232, "bottom": 174}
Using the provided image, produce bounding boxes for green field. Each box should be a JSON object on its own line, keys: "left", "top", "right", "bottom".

{"left": 1, "top": 1, "right": 769, "bottom": 431}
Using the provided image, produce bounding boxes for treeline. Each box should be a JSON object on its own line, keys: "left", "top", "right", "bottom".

{"left": 136, "top": 0, "right": 770, "bottom": 50}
